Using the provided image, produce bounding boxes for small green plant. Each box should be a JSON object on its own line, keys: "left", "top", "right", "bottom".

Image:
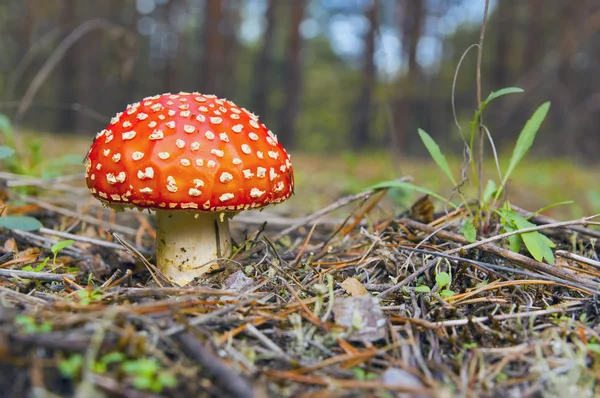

{"left": 50, "top": 239, "right": 75, "bottom": 264}
{"left": 352, "top": 367, "right": 378, "bottom": 381}
{"left": 122, "top": 358, "right": 177, "bottom": 393}
{"left": 59, "top": 352, "right": 177, "bottom": 393}
{"left": 0, "top": 113, "right": 81, "bottom": 179}
{"left": 435, "top": 271, "right": 455, "bottom": 298}
{"left": 22, "top": 261, "right": 47, "bottom": 273}
{"left": 58, "top": 354, "right": 84, "bottom": 378}
{"left": 21, "top": 239, "right": 75, "bottom": 273}
{"left": 414, "top": 271, "right": 454, "bottom": 298}
{"left": 14, "top": 315, "right": 53, "bottom": 334}
{"left": 75, "top": 288, "right": 103, "bottom": 306}
{"left": 371, "top": 88, "right": 556, "bottom": 264}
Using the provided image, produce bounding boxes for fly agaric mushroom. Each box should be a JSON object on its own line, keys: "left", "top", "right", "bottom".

{"left": 85, "top": 92, "right": 294, "bottom": 285}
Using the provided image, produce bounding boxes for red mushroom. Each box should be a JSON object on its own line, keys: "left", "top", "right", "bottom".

{"left": 85, "top": 92, "right": 294, "bottom": 285}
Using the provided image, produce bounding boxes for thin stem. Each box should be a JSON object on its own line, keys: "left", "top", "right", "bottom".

{"left": 476, "top": 0, "right": 491, "bottom": 226}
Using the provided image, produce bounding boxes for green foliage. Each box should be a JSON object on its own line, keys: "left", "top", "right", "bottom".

{"left": 22, "top": 259, "right": 48, "bottom": 273}
{"left": 435, "top": 272, "right": 451, "bottom": 288}
{"left": 500, "top": 102, "right": 551, "bottom": 193}
{"left": 0, "top": 215, "right": 43, "bottom": 231}
{"left": 498, "top": 206, "right": 555, "bottom": 264}
{"left": 51, "top": 239, "right": 75, "bottom": 263}
{"left": 372, "top": 86, "right": 556, "bottom": 265}
{"left": 435, "top": 271, "right": 455, "bottom": 297}
{"left": 352, "top": 367, "right": 378, "bottom": 381}
{"left": 418, "top": 128, "right": 457, "bottom": 186}
{"left": 587, "top": 343, "right": 600, "bottom": 355}
{"left": 415, "top": 272, "right": 454, "bottom": 297}
{"left": 75, "top": 288, "right": 103, "bottom": 306}
{"left": 59, "top": 354, "right": 84, "bottom": 379}
{"left": 15, "top": 315, "right": 52, "bottom": 334}
{"left": 0, "top": 113, "right": 81, "bottom": 179}
{"left": 59, "top": 352, "right": 177, "bottom": 393}
{"left": 460, "top": 220, "right": 477, "bottom": 243}
{"left": 415, "top": 285, "right": 431, "bottom": 293}
{"left": 122, "top": 358, "right": 177, "bottom": 393}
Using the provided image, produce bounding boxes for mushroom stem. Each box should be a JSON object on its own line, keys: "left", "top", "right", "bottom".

{"left": 155, "top": 210, "right": 232, "bottom": 286}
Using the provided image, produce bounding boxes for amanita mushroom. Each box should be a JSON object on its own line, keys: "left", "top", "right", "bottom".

{"left": 85, "top": 92, "right": 294, "bottom": 285}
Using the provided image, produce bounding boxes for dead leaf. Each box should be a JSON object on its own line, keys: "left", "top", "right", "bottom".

{"left": 332, "top": 295, "right": 386, "bottom": 342}
{"left": 341, "top": 277, "right": 368, "bottom": 296}
{"left": 4, "top": 238, "right": 16, "bottom": 252}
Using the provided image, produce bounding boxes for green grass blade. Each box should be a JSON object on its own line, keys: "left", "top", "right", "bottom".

{"left": 502, "top": 102, "right": 551, "bottom": 187}
{"left": 418, "top": 128, "right": 457, "bottom": 186}
{"left": 484, "top": 87, "right": 524, "bottom": 104}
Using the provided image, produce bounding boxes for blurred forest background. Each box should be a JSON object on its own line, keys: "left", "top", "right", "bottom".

{"left": 1, "top": 0, "right": 600, "bottom": 159}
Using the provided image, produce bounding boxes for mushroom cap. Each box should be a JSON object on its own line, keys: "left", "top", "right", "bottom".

{"left": 85, "top": 92, "right": 294, "bottom": 212}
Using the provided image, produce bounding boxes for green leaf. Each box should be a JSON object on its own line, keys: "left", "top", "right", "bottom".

{"left": 510, "top": 212, "right": 555, "bottom": 264}
{"left": 460, "top": 220, "right": 477, "bottom": 243}
{"left": 0, "top": 216, "right": 43, "bottom": 231}
{"left": 156, "top": 373, "right": 177, "bottom": 388}
{"left": 587, "top": 343, "right": 600, "bottom": 354}
{"left": 508, "top": 233, "right": 523, "bottom": 253}
{"left": 418, "top": 129, "right": 456, "bottom": 185}
{"left": 502, "top": 102, "right": 551, "bottom": 187}
{"left": 23, "top": 261, "right": 46, "bottom": 273}
{"left": 435, "top": 272, "right": 451, "bottom": 288}
{"left": 440, "top": 289, "right": 455, "bottom": 298}
{"left": 482, "top": 180, "right": 498, "bottom": 204}
{"left": 368, "top": 180, "right": 458, "bottom": 209}
{"left": 0, "top": 146, "right": 15, "bottom": 160}
{"left": 100, "top": 352, "right": 126, "bottom": 364}
{"left": 415, "top": 285, "right": 431, "bottom": 293}
{"left": 51, "top": 239, "right": 75, "bottom": 256}
{"left": 484, "top": 87, "right": 524, "bottom": 104}
{"left": 58, "top": 354, "right": 84, "bottom": 378}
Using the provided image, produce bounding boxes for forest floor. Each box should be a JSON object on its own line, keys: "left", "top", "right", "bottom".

{"left": 0, "top": 135, "right": 599, "bottom": 397}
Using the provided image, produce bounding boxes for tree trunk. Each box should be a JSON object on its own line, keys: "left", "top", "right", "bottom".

{"left": 252, "top": 0, "right": 278, "bottom": 119}
{"left": 401, "top": 0, "right": 424, "bottom": 80}
{"left": 57, "top": 0, "right": 78, "bottom": 132}
{"left": 493, "top": 0, "right": 514, "bottom": 88}
{"left": 201, "top": 0, "right": 225, "bottom": 95}
{"left": 76, "top": 1, "right": 103, "bottom": 133}
{"left": 222, "top": 0, "right": 241, "bottom": 99}
{"left": 352, "top": 0, "right": 378, "bottom": 150}
{"left": 393, "top": 0, "right": 425, "bottom": 155}
{"left": 163, "top": 0, "right": 179, "bottom": 92}
{"left": 278, "top": 0, "right": 306, "bottom": 149}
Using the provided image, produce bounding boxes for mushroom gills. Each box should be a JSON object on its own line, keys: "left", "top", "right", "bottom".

{"left": 155, "top": 210, "right": 232, "bottom": 285}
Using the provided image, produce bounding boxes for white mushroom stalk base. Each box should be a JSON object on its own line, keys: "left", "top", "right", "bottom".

{"left": 155, "top": 210, "right": 232, "bottom": 286}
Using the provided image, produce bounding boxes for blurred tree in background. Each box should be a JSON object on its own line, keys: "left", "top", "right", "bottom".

{"left": 0, "top": 0, "right": 599, "bottom": 159}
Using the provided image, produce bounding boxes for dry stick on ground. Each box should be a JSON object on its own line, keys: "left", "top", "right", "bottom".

{"left": 556, "top": 250, "right": 600, "bottom": 271}
{"left": 399, "top": 218, "right": 599, "bottom": 291}
{"left": 173, "top": 333, "right": 254, "bottom": 398}
{"left": 393, "top": 302, "right": 582, "bottom": 330}
{"left": 389, "top": 246, "right": 599, "bottom": 295}
{"left": 0, "top": 268, "right": 75, "bottom": 282}
{"left": 40, "top": 227, "right": 151, "bottom": 255}
{"left": 15, "top": 194, "right": 138, "bottom": 236}
{"left": 233, "top": 187, "right": 388, "bottom": 262}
